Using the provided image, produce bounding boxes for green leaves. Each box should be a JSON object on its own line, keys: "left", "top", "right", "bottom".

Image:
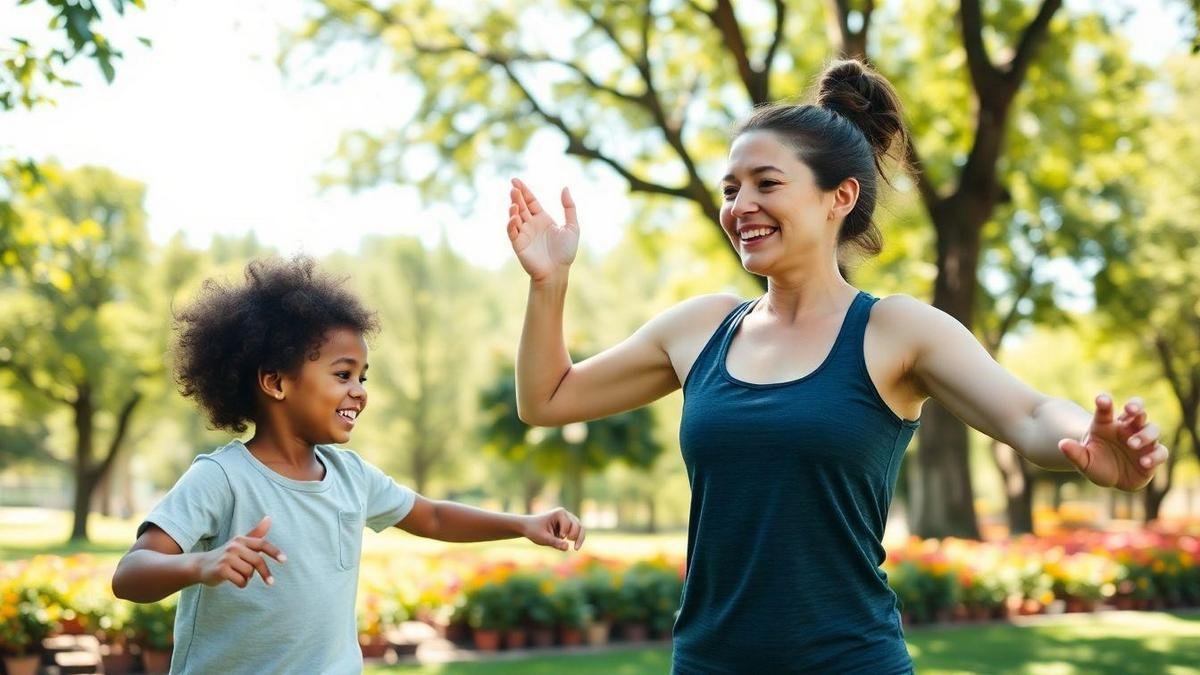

{"left": 1, "top": 0, "right": 147, "bottom": 111}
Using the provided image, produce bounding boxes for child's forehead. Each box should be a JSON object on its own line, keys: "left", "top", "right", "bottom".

{"left": 319, "top": 327, "right": 369, "bottom": 361}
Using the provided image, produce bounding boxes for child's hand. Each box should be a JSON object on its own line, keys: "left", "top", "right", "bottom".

{"left": 197, "top": 515, "right": 287, "bottom": 588}
{"left": 522, "top": 507, "right": 585, "bottom": 551}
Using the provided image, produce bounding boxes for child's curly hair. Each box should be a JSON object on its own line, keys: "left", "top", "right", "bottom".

{"left": 173, "top": 256, "right": 379, "bottom": 433}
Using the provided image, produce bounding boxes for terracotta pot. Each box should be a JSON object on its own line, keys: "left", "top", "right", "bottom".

{"left": 621, "top": 623, "right": 648, "bottom": 642}
{"left": 59, "top": 615, "right": 88, "bottom": 635}
{"left": 100, "top": 643, "right": 135, "bottom": 675}
{"left": 2, "top": 655, "right": 40, "bottom": 675}
{"left": 472, "top": 628, "right": 501, "bottom": 651}
{"left": 585, "top": 621, "right": 611, "bottom": 646}
{"left": 141, "top": 647, "right": 172, "bottom": 674}
{"left": 530, "top": 626, "right": 556, "bottom": 648}
{"left": 503, "top": 627, "right": 528, "bottom": 649}
{"left": 560, "top": 626, "right": 584, "bottom": 647}
{"left": 1020, "top": 599, "right": 1043, "bottom": 616}
{"left": 358, "top": 636, "right": 389, "bottom": 659}
{"left": 444, "top": 620, "right": 469, "bottom": 644}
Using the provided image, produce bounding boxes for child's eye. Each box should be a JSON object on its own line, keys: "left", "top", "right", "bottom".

{"left": 358, "top": 376, "right": 368, "bottom": 384}
{"left": 335, "top": 371, "right": 351, "bottom": 380}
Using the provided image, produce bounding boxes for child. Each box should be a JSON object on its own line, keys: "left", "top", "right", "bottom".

{"left": 111, "top": 257, "right": 584, "bottom": 674}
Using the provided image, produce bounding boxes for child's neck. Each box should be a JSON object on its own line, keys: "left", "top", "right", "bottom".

{"left": 245, "top": 429, "right": 325, "bottom": 481}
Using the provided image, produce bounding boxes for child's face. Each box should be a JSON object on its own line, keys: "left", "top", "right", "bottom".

{"left": 281, "top": 326, "right": 369, "bottom": 445}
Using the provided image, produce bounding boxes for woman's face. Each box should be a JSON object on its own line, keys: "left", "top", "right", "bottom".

{"left": 719, "top": 131, "right": 839, "bottom": 278}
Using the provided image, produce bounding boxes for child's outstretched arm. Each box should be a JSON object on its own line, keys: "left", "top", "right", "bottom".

{"left": 112, "top": 516, "right": 287, "bottom": 603}
{"left": 396, "top": 496, "right": 585, "bottom": 551}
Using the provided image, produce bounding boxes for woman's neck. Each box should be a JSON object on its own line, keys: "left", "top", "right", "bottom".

{"left": 762, "top": 272, "right": 857, "bottom": 324}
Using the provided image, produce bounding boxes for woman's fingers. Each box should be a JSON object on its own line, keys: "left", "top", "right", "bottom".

{"left": 1129, "top": 423, "right": 1160, "bottom": 451}
{"left": 513, "top": 177, "right": 543, "bottom": 216}
{"left": 1141, "top": 443, "right": 1169, "bottom": 470}
{"left": 561, "top": 187, "right": 577, "bottom": 230}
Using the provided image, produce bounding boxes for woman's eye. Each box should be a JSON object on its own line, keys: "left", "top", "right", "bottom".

{"left": 759, "top": 180, "right": 779, "bottom": 189}
{"left": 721, "top": 186, "right": 738, "bottom": 199}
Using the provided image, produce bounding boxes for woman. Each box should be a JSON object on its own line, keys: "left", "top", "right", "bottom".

{"left": 504, "top": 59, "right": 1166, "bottom": 673}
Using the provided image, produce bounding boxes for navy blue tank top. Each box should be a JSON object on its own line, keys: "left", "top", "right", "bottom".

{"left": 673, "top": 291, "right": 919, "bottom": 674}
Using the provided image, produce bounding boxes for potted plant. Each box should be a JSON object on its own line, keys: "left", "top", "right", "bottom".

{"left": 95, "top": 599, "right": 135, "bottom": 675}
{"left": 580, "top": 568, "right": 619, "bottom": 645}
{"left": 0, "top": 582, "right": 58, "bottom": 675}
{"left": 551, "top": 579, "right": 591, "bottom": 647}
{"left": 463, "top": 583, "right": 514, "bottom": 651}
{"left": 523, "top": 574, "right": 559, "bottom": 648}
{"left": 128, "top": 598, "right": 176, "bottom": 674}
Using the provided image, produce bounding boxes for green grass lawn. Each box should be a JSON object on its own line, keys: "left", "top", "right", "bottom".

{"left": 365, "top": 612, "right": 1200, "bottom": 675}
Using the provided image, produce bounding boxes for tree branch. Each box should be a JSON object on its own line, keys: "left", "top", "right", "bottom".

{"left": 0, "top": 356, "right": 73, "bottom": 405}
{"left": 764, "top": 0, "right": 787, "bottom": 79}
{"left": 905, "top": 135, "right": 940, "bottom": 206}
{"left": 983, "top": 258, "right": 1037, "bottom": 355}
{"left": 958, "top": 0, "right": 1003, "bottom": 102}
{"left": 497, "top": 62, "right": 692, "bottom": 200}
{"left": 1006, "top": 0, "right": 1063, "bottom": 84}
{"left": 703, "top": 0, "right": 768, "bottom": 104}
{"left": 90, "top": 390, "right": 141, "bottom": 484}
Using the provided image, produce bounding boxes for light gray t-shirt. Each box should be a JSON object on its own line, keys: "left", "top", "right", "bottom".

{"left": 139, "top": 441, "right": 416, "bottom": 675}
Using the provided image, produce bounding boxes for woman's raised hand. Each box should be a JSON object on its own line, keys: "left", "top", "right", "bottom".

{"left": 507, "top": 177, "right": 579, "bottom": 282}
{"left": 1059, "top": 395, "right": 1169, "bottom": 492}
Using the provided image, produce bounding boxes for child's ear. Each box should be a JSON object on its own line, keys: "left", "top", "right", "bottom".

{"left": 258, "top": 368, "right": 286, "bottom": 401}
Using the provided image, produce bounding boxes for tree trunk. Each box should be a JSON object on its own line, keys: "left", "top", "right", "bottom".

{"left": 992, "top": 441, "right": 1034, "bottom": 535}
{"left": 561, "top": 449, "right": 584, "bottom": 516}
{"left": 645, "top": 496, "right": 657, "bottom": 534}
{"left": 70, "top": 384, "right": 95, "bottom": 542}
{"left": 70, "top": 388, "right": 141, "bottom": 542}
{"left": 909, "top": 401, "right": 980, "bottom": 538}
{"left": 908, "top": 190, "right": 992, "bottom": 539}
{"left": 1144, "top": 427, "right": 1184, "bottom": 522}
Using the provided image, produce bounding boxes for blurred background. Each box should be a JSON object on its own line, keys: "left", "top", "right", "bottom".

{"left": 1, "top": 1, "right": 1199, "bottom": 673}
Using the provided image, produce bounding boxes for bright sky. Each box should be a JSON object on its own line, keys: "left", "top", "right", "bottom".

{"left": 1, "top": 0, "right": 1189, "bottom": 269}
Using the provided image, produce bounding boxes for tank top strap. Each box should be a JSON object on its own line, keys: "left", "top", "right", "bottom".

{"left": 682, "top": 298, "right": 758, "bottom": 394}
{"left": 831, "top": 290, "right": 877, "bottom": 364}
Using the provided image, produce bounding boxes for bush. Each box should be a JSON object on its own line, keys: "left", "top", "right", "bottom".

{"left": 127, "top": 599, "right": 176, "bottom": 650}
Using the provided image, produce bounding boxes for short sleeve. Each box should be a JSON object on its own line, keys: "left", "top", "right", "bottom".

{"left": 360, "top": 460, "right": 416, "bottom": 532}
{"left": 137, "top": 457, "right": 233, "bottom": 552}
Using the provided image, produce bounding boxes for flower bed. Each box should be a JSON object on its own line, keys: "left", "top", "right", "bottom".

{"left": 3, "top": 522, "right": 1198, "bottom": 659}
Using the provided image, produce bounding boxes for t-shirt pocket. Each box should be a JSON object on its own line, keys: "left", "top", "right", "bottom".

{"left": 337, "top": 510, "right": 363, "bottom": 571}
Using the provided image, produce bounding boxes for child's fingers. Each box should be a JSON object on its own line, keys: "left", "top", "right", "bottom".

{"left": 573, "top": 522, "right": 586, "bottom": 551}
{"left": 234, "top": 546, "right": 275, "bottom": 586}
{"left": 245, "top": 515, "right": 271, "bottom": 539}
{"left": 249, "top": 538, "right": 287, "bottom": 563}
{"left": 227, "top": 559, "right": 254, "bottom": 588}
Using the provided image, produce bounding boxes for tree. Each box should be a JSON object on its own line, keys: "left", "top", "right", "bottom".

{"left": 341, "top": 235, "right": 487, "bottom": 494}
{"left": 0, "top": 163, "right": 157, "bottom": 541}
{"left": 1, "top": 0, "right": 146, "bottom": 111}
{"left": 479, "top": 361, "right": 664, "bottom": 515}
{"left": 294, "top": 0, "right": 1167, "bottom": 537}
{"left": 1092, "top": 57, "right": 1200, "bottom": 521}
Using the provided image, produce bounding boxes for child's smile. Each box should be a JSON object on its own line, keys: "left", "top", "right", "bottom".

{"left": 281, "top": 326, "right": 369, "bottom": 445}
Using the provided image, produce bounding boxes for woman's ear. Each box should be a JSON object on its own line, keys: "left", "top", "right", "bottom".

{"left": 830, "top": 176, "right": 860, "bottom": 220}
{"left": 258, "top": 368, "right": 285, "bottom": 401}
